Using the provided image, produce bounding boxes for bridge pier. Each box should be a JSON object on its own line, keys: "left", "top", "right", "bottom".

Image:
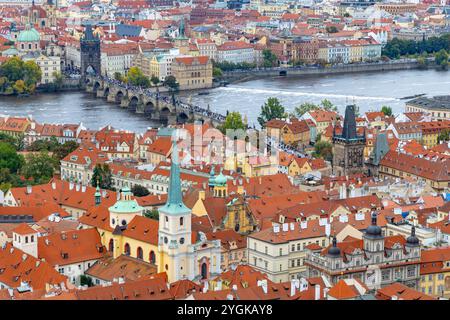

{"left": 96, "top": 88, "right": 106, "bottom": 98}
{"left": 120, "top": 98, "right": 128, "bottom": 108}
{"left": 107, "top": 93, "right": 116, "bottom": 103}
{"left": 86, "top": 83, "right": 94, "bottom": 93}
{"left": 167, "top": 113, "right": 177, "bottom": 125}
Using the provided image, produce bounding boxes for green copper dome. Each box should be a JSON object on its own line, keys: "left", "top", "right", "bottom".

{"left": 214, "top": 169, "right": 227, "bottom": 186}
{"left": 109, "top": 187, "right": 143, "bottom": 214}
{"left": 17, "top": 26, "right": 40, "bottom": 43}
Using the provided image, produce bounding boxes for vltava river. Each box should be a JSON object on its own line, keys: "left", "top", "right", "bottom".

{"left": 1, "top": 69, "right": 450, "bottom": 132}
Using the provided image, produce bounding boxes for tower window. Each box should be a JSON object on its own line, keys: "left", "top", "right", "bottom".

{"left": 180, "top": 237, "right": 185, "bottom": 244}
{"left": 180, "top": 217, "right": 184, "bottom": 226}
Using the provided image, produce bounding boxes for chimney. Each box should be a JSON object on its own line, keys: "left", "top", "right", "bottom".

{"left": 51, "top": 182, "right": 56, "bottom": 190}
{"left": 26, "top": 185, "right": 32, "bottom": 194}
{"left": 75, "top": 184, "right": 80, "bottom": 192}
{"left": 226, "top": 294, "right": 233, "bottom": 300}
{"left": 314, "top": 284, "right": 321, "bottom": 300}
{"left": 290, "top": 278, "right": 300, "bottom": 296}
{"left": 81, "top": 185, "right": 86, "bottom": 193}
{"left": 199, "top": 190, "right": 205, "bottom": 201}
{"left": 258, "top": 280, "right": 268, "bottom": 294}
{"left": 69, "top": 182, "right": 74, "bottom": 190}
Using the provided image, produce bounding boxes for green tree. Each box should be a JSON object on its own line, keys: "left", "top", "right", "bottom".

{"left": 21, "top": 152, "right": 57, "bottom": 184}
{"left": 114, "top": 72, "right": 123, "bottom": 82}
{"left": 163, "top": 75, "right": 179, "bottom": 92}
{"left": 91, "top": 163, "right": 113, "bottom": 190}
{"left": 381, "top": 105, "right": 393, "bottom": 117}
{"left": 219, "top": 112, "right": 246, "bottom": 133}
{"left": 131, "top": 184, "right": 150, "bottom": 197}
{"left": 127, "top": 66, "right": 150, "bottom": 88}
{"left": 293, "top": 100, "right": 337, "bottom": 118}
{"left": 0, "top": 142, "right": 24, "bottom": 174}
{"left": 257, "top": 97, "right": 286, "bottom": 128}
{"left": 23, "top": 60, "right": 42, "bottom": 88}
{"left": 435, "top": 49, "right": 449, "bottom": 70}
{"left": 213, "top": 67, "right": 223, "bottom": 78}
{"left": 13, "top": 80, "right": 26, "bottom": 94}
{"left": 52, "top": 72, "right": 63, "bottom": 90}
{"left": 262, "top": 49, "right": 278, "bottom": 68}
{"left": 294, "top": 102, "right": 318, "bottom": 117}
{"left": 0, "top": 132, "right": 24, "bottom": 151}
{"left": 438, "top": 129, "right": 450, "bottom": 143}
{"left": 144, "top": 209, "right": 159, "bottom": 220}
{"left": 326, "top": 26, "right": 339, "bottom": 33}
{"left": 80, "top": 275, "right": 94, "bottom": 287}
{"left": 53, "top": 141, "right": 79, "bottom": 161}
{"left": 150, "top": 75, "right": 160, "bottom": 87}
{"left": 0, "top": 57, "right": 41, "bottom": 94}
{"left": 313, "top": 140, "right": 333, "bottom": 161}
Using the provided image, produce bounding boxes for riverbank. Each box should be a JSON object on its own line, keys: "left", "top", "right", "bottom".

{"left": 221, "top": 59, "right": 421, "bottom": 84}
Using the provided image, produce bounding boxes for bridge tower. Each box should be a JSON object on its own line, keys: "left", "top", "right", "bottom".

{"left": 80, "top": 24, "right": 101, "bottom": 80}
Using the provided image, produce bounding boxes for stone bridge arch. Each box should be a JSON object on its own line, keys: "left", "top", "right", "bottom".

{"left": 177, "top": 111, "right": 189, "bottom": 124}
{"left": 115, "top": 90, "right": 124, "bottom": 104}
{"left": 159, "top": 106, "right": 171, "bottom": 123}
{"left": 128, "top": 95, "right": 139, "bottom": 111}
{"left": 103, "top": 86, "right": 110, "bottom": 98}
{"left": 144, "top": 101, "right": 155, "bottom": 115}
{"left": 93, "top": 81, "right": 101, "bottom": 92}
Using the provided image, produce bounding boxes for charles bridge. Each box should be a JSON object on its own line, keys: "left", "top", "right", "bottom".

{"left": 84, "top": 75, "right": 225, "bottom": 126}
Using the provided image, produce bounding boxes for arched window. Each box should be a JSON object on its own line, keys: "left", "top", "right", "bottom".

{"left": 149, "top": 251, "right": 156, "bottom": 264}
{"left": 137, "top": 247, "right": 143, "bottom": 260}
{"left": 201, "top": 262, "right": 208, "bottom": 279}
{"left": 124, "top": 243, "right": 130, "bottom": 256}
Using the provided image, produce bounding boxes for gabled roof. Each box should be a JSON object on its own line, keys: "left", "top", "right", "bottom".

{"left": 38, "top": 228, "right": 106, "bottom": 266}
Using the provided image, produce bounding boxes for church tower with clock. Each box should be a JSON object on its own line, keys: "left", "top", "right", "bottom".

{"left": 158, "top": 135, "right": 221, "bottom": 283}
{"left": 332, "top": 104, "right": 366, "bottom": 176}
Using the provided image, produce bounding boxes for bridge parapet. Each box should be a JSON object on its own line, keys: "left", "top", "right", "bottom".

{"left": 85, "top": 76, "right": 226, "bottom": 126}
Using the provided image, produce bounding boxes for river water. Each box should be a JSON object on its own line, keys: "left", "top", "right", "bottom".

{"left": 1, "top": 69, "right": 450, "bottom": 133}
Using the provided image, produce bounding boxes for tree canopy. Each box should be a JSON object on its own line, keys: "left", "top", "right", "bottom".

{"left": 313, "top": 140, "right": 333, "bottom": 161}
{"left": 127, "top": 66, "right": 150, "bottom": 88}
{"left": 262, "top": 49, "right": 278, "bottom": 68}
{"left": 257, "top": 97, "right": 286, "bottom": 128}
{"left": 0, "top": 142, "right": 24, "bottom": 174}
{"left": 131, "top": 184, "right": 150, "bottom": 197}
{"left": 91, "top": 163, "right": 114, "bottom": 190}
{"left": 21, "top": 152, "right": 57, "bottom": 184}
{"left": 0, "top": 57, "right": 42, "bottom": 94}
{"left": 381, "top": 105, "right": 392, "bottom": 117}
{"left": 293, "top": 99, "right": 338, "bottom": 117}
{"left": 163, "top": 75, "right": 179, "bottom": 92}
{"left": 381, "top": 34, "right": 450, "bottom": 59}
{"left": 219, "top": 112, "right": 246, "bottom": 133}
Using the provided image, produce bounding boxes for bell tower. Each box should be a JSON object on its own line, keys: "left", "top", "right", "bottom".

{"left": 158, "top": 137, "right": 193, "bottom": 282}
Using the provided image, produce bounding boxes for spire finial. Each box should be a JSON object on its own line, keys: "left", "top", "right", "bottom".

{"left": 371, "top": 211, "right": 377, "bottom": 226}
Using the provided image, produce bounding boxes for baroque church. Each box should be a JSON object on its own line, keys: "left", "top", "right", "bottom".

{"left": 80, "top": 137, "right": 221, "bottom": 284}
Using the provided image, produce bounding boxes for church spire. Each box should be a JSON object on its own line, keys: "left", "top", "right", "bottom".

{"left": 341, "top": 104, "right": 358, "bottom": 140}
{"left": 159, "top": 136, "right": 190, "bottom": 215}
